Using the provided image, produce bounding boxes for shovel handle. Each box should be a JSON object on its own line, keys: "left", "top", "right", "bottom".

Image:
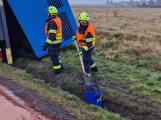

{"left": 74, "top": 40, "right": 85, "bottom": 73}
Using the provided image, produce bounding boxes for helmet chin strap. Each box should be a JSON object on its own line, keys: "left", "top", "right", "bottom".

{"left": 49, "top": 14, "right": 56, "bottom": 18}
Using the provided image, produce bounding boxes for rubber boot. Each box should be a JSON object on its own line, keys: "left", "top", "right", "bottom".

{"left": 61, "top": 63, "right": 64, "bottom": 70}
{"left": 52, "top": 72, "right": 58, "bottom": 76}
{"left": 52, "top": 70, "right": 62, "bottom": 76}
{"left": 78, "top": 79, "right": 85, "bottom": 85}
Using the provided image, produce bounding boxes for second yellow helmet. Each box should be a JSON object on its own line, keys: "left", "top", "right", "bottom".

{"left": 79, "top": 12, "right": 90, "bottom": 21}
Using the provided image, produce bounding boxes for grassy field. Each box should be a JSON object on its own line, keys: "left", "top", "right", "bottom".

{"left": 71, "top": 6, "right": 161, "bottom": 69}
{"left": 70, "top": 6, "right": 161, "bottom": 102}
{"left": 2, "top": 6, "right": 161, "bottom": 120}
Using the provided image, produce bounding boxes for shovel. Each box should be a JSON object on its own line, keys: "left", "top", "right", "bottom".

{"left": 74, "top": 40, "right": 93, "bottom": 86}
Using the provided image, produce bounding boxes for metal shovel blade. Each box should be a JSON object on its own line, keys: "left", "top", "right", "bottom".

{"left": 83, "top": 72, "right": 93, "bottom": 85}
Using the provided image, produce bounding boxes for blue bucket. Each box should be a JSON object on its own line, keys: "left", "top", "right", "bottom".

{"left": 86, "top": 85, "right": 102, "bottom": 107}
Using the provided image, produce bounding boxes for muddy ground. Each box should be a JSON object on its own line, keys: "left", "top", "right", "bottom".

{"left": 13, "top": 58, "right": 161, "bottom": 120}
{"left": 0, "top": 76, "right": 77, "bottom": 120}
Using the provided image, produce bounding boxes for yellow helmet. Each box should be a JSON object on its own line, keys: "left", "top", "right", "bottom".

{"left": 46, "top": 6, "right": 58, "bottom": 15}
{"left": 79, "top": 12, "right": 90, "bottom": 22}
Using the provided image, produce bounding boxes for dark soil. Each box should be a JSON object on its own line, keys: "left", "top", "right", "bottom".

{"left": 13, "top": 58, "right": 161, "bottom": 120}
{"left": 0, "top": 76, "right": 77, "bottom": 120}
{"left": 87, "top": 86, "right": 99, "bottom": 92}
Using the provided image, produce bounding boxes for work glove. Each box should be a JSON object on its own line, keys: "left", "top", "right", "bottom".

{"left": 72, "top": 36, "right": 77, "bottom": 41}
{"left": 41, "top": 45, "right": 47, "bottom": 51}
{"left": 77, "top": 51, "right": 83, "bottom": 56}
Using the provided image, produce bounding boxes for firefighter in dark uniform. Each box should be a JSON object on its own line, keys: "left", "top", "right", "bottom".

{"left": 41, "top": 6, "right": 63, "bottom": 75}
{"left": 72, "top": 12, "right": 98, "bottom": 85}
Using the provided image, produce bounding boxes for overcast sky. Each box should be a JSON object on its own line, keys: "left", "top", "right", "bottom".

{"left": 68, "top": 0, "right": 125, "bottom": 4}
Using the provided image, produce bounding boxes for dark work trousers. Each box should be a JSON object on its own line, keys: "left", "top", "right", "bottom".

{"left": 83, "top": 46, "right": 98, "bottom": 74}
{"left": 48, "top": 44, "right": 62, "bottom": 74}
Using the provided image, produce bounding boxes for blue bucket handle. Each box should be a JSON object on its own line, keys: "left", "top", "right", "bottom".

{"left": 94, "top": 93, "right": 100, "bottom": 100}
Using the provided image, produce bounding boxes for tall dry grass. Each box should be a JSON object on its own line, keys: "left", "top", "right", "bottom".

{"left": 71, "top": 6, "right": 161, "bottom": 70}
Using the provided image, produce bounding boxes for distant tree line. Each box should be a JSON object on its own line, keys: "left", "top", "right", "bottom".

{"left": 156, "top": 0, "right": 161, "bottom": 5}
{"left": 106, "top": 0, "right": 113, "bottom": 4}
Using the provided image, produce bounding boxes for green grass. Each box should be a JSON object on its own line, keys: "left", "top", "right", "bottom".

{"left": 3, "top": 43, "right": 161, "bottom": 119}
{"left": 31, "top": 43, "right": 161, "bottom": 106}
{"left": 10, "top": 42, "right": 161, "bottom": 119}
{"left": 25, "top": 44, "right": 161, "bottom": 118}
{"left": 58, "top": 45, "right": 161, "bottom": 104}
{"left": 0, "top": 61, "right": 127, "bottom": 120}
{"left": 26, "top": 63, "right": 43, "bottom": 70}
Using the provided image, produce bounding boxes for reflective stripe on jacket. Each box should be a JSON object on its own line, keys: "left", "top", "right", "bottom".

{"left": 76, "top": 22, "right": 96, "bottom": 48}
{"left": 45, "top": 17, "right": 62, "bottom": 44}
